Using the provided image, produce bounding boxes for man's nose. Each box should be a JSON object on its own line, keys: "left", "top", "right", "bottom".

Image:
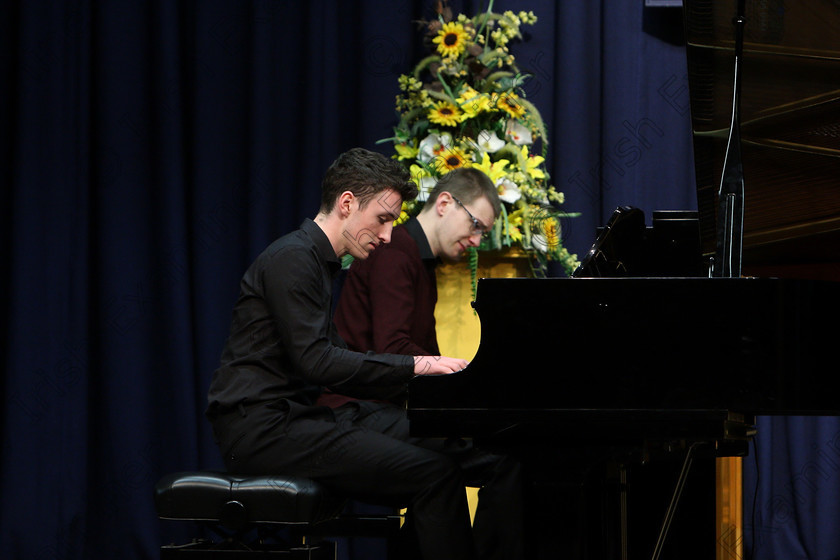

{"left": 380, "top": 223, "right": 393, "bottom": 244}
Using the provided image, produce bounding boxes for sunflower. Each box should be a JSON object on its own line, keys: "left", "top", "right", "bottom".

{"left": 427, "top": 101, "right": 465, "bottom": 127}
{"left": 496, "top": 92, "right": 526, "bottom": 119}
{"left": 433, "top": 21, "right": 470, "bottom": 58}
{"left": 433, "top": 146, "right": 471, "bottom": 174}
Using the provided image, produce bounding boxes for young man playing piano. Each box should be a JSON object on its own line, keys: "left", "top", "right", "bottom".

{"left": 205, "top": 149, "right": 521, "bottom": 560}
{"left": 321, "top": 167, "right": 525, "bottom": 560}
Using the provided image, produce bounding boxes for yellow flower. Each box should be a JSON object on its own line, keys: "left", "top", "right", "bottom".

{"left": 457, "top": 87, "right": 492, "bottom": 118}
{"left": 395, "top": 198, "right": 426, "bottom": 226}
{"left": 428, "top": 101, "right": 465, "bottom": 127}
{"left": 433, "top": 22, "right": 470, "bottom": 58}
{"left": 398, "top": 74, "right": 422, "bottom": 92}
{"left": 394, "top": 142, "right": 418, "bottom": 161}
{"left": 394, "top": 207, "right": 410, "bottom": 226}
{"left": 543, "top": 218, "right": 560, "bottom": 251}
{"left": 505, "top": 210, "right": 524, "bottom": 242}
{"left": 496, "top": 92, "right": 526, "bottom": 119}
{"left": 521, "top": 146, "right": 545, "bottom": 180}
{"left": 473, "top": 152, "right": 509, "bottom": 184}
{"left": 409, "top": 163, "right": 431, "bottom": 180}
{"left": 547, "top": 186, "right": 565, "bottom": 204}
{"left": 409, "top": 164, "right": 437, "bottom": 202}
{"left": 434, "top": 146, "right": 471, "bottom": 174}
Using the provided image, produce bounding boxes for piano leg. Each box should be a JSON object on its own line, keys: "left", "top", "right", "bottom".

{"left": 626, "top": 445, "right": 718, "bottom": 560}
{"left": 650, "top": 442, "right": 701, "bottom": 560}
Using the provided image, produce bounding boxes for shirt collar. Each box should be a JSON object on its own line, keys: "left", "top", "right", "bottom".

{"left": 300, "top": 218, "right": 342, "bottom": 274}
{"left": 404, "top": 217, "right": 436, "bottom": 262}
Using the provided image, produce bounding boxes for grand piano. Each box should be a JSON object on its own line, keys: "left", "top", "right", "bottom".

{"left": 408, "top": 1, "right": 840, "bottom": 558}
{"left": 409, "top": 275, "right": 839, "bottom": 559}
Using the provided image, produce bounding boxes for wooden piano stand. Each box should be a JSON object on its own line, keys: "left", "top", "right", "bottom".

{"left": 716, "top": 456, "right": 743, "bottom": 560}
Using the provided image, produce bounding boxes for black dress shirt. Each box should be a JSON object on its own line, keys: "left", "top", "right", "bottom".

{"left": 206, "top": 219, "right": 414, "bottom": 416}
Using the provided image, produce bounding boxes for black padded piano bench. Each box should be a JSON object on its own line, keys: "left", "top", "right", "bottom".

{"left": 155, "top": 471, "right": 401, "bottom": 558}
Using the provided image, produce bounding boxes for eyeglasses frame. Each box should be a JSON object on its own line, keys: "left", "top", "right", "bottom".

{"left": 450, "top": 194, "right": 490, "bottom": 237}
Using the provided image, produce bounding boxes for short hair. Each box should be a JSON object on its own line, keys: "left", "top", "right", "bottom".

{"left": 422, "top": 168, "right": 502, "bottom": 218}
{"left": 320, "top": 148, "right": 417, "bottom": 212}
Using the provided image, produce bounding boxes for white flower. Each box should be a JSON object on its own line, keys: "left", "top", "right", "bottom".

{"left": 531, "top": 233, "right": 548, "bottom": 253}
{"left": 416, "top": 176, "right": 438, "bottom": 202}
{"left": 418, "top": 133, "right": 453, "bottom": 164}
{"left": 496, "top": 178, "right": 521, "bottom": 204}
{"left": 475, "top": 130, "right": 505, "bottom": 153}
{"left": 505, "top": 120, "right": 532, "bottom": 145}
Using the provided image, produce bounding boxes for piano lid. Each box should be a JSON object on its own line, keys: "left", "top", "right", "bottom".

{"left": 683, "top": 0, "right": 840, "bottom": 267}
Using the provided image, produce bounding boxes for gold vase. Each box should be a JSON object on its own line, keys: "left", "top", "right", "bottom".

{"left": 435, "top": 247, "right": 532, "bottom": 361}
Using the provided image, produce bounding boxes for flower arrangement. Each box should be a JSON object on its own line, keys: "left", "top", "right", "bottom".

{"left": 379, "top": 0, "right": 580, "bottom": 277}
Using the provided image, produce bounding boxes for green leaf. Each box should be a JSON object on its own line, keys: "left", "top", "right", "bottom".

{"left": 435, "top": 71, "right": 460, "bottom": 102}
{"left": 426, "top": 89, "right": 459, "bottom": 105}
{"left": 516, "top": 97, "right": 548, "bottom": 146}
{"left": 495, "top": 143, "right": 525, "bottom": 169}
{"left": 413, "top": 55, "right": 442, "bottom": 79}
{"left": 485, "top": 70, "right": 514, "bottom": 85}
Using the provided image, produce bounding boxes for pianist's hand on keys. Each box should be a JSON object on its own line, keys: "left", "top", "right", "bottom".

{"left": 414, "top": 356, "right": 468, "bottom": 375}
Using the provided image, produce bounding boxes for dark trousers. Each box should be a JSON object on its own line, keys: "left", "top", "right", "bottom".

{"left": 210, "top": 399, "right": 524, "bottom": 560}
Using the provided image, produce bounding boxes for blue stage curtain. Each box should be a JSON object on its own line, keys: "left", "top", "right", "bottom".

{"left": 5, "top": 1, "right": 831, "bottom": 560}
{"left": 743, "top": 416, "right": 840, "bottom": 560}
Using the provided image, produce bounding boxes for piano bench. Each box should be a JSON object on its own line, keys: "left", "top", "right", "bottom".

{"left": 154, "top": 471, "right": 402, "bottom": 559}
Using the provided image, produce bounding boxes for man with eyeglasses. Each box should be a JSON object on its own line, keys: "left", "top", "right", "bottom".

{"left": 326, "top": 167, "right": 499, "bottom": 363}
{"left": 321, "top": 168, "right": 525, "bottom": 560}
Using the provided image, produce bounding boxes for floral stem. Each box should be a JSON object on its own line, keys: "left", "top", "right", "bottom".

{"left": 468, "top": 247, "right": 479, "bottom": 305}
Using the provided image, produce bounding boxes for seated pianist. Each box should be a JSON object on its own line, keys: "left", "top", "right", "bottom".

{"left": 204, "top": 149, "right": 525, "bottom": 560}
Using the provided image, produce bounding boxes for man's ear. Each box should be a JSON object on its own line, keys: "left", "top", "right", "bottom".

{"left": 436, "top": 191, "right": 452, "bottom": 217}
{"left": 336, "top": 191, "right": 355, "bottom": 217}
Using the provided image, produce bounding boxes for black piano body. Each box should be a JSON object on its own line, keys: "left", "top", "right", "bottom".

{"left": 409, "top": 276, "right": 840, "bottom": 444}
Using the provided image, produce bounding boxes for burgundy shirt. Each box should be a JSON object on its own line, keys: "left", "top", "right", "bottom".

{"left": 319, "top": 219, "right": 439, "bottom": 407}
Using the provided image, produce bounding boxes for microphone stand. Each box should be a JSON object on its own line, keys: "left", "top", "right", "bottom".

{"left": 714, "top": 0, "right": 747, "bottom": 278}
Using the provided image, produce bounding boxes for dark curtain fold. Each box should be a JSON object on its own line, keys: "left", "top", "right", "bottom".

{"left": 2, "top": 1, "right": 831, "bottom": 559}
{"left": 744, "top": 416, "right": 840, "bottom": 560}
